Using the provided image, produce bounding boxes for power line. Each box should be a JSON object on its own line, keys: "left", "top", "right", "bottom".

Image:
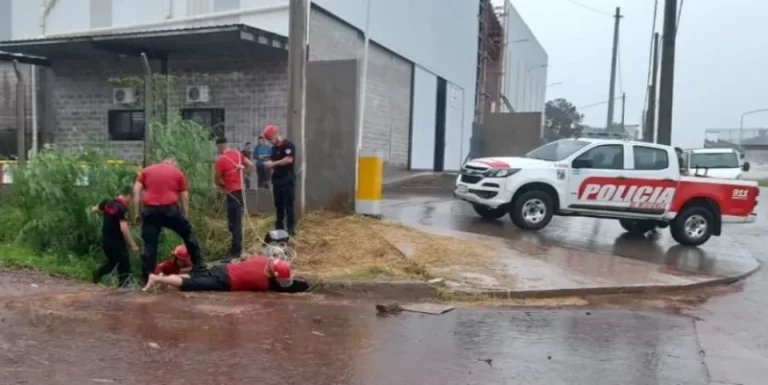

{"left": 579, "top": 97, "right": 623, "bottom": 110}
{"left": 563, "top": 0, "right": 614, "bottom": 16}
{"left": 676, "top": 0, "right": 685, "bottom": 36}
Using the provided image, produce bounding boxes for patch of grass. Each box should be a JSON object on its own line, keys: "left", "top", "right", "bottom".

{"left": 758, "top": 179, "right": 768, "bottom": 187}
{"left": 0, "top": 244, "right": 98, "bottom": 281}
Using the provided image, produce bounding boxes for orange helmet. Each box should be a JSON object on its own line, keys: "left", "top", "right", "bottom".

{"left": 268, "top": 258, "right": 293, "bottom": 287}
{"left": 262, "top": 125, "right": 279, "bottom": 140}
{"left": 172, "top": 245, "right": 191, "bottom": 262}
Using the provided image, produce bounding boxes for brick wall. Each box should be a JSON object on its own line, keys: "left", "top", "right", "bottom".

{"left": 48, "top": 49, "right": 287, "bottom": 162}
{"left": 309, "top": 7, "right": 413, "bottom": 167}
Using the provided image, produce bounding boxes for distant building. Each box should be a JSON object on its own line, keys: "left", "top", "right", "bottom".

{"left": 704, "top": 128, "right": 768, "bottom": 164}
{"left": 580, "top": 124, "right": 639, "bottom": 140}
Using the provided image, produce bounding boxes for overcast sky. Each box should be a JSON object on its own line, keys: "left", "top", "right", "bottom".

{"left": 496, "top": 0, "right": 768, "bottom": 148}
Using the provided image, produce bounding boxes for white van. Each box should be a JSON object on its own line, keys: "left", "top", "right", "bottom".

{"left": 682, "top": 148, "right": 750, "bottom": 179}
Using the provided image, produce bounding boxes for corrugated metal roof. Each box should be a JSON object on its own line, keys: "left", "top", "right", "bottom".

{"left": 0, "top": 23, "right": 288, "bottom": 60}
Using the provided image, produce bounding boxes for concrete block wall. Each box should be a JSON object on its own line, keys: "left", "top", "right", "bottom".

{"left": 309, "top": 7, "right": 413, "bottom": 167}
{"left": 47, "top": 49, "right": 287, "bottom": 162}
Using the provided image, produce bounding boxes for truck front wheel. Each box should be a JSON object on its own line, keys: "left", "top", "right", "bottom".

{"left": 472, "top": 204, "right": 507, "bottom": 220}
{"left": 670, "top": 207, "right": 714, "bottom": 246}
{"left": 510, "top": 190, "right": 554, "bottom": 231}
{"left": 618, "top": 219, "right": 658, "bottom": 235}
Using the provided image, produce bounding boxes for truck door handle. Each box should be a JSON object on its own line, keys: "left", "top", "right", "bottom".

{"left": 616, "top": 176, "right": 626, "bottom": 180}
{"left": 662, "top": 178, "right": 673, "bottom": 182}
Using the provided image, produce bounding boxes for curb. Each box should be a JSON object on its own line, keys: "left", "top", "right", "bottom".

{"left": 449, "top": 262, "right": 762, "bottom": 300}
{"left": 310, "top": 262, "right": 761, "bottom": 301}
{"left": 313, "top": 280, "right": 436, "bottom": 301}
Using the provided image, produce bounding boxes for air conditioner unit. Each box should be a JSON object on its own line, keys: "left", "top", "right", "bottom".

{"left": 113, "top": 87, "right": 137, "bottom": 104}
{"left": 186, "top": 85, "right": 210, "bottom": 103}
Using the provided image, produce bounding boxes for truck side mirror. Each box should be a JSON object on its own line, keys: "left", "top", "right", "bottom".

{"left": 742, "top": 161, "right": 751, "bottom": 172}
{"left": 572, "top": 158, "right": 592, "bottom": 169}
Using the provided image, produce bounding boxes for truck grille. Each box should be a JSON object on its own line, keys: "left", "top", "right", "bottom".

{"left": 460, "top": 174, "right": 482, "bottom": 184}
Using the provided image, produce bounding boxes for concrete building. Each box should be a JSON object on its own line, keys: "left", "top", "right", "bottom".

{"left": 0, "top": 0, "right": 546, "bottom": 172}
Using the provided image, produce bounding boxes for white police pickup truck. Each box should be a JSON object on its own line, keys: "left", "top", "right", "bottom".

{"left": 454, "top": 138, "right": 759, "bottom": 246}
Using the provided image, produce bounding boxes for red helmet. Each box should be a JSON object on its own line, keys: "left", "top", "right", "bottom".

{"left": 268, "top": 258, "right": 293, "bottom": 287}
{"left": 172, "top": 245, "right": 191, "bottom": 262}
{"left": 262, "top": 125, "right": 279, "bottom": 140}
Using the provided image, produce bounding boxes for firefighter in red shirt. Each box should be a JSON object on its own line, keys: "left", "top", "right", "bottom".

{"left": 132, "top": 155, "right": 204, "bottom": 283}
{"left": 154, "top": 244, "right": 193, "bottom": 276}
{"left": 142, "top": 256, "right": 309, "bottom": 293}
{"left": 214, "top": 137, "right": 254, "bottom": 261}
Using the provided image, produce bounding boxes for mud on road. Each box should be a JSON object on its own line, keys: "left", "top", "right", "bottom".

{"left": 0, "top": 269, "right": 711, "bottom": 385}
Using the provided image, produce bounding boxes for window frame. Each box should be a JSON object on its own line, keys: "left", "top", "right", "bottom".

{"left": 107, "top": 109, "right": 145, "bottom": 141}
{"left": 632, "top": 145, "right": 670, "bottom": 171}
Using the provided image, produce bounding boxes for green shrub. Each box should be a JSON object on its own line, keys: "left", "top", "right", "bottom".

{"left": 4, "top": 146, "right": 137, "bottom": 255}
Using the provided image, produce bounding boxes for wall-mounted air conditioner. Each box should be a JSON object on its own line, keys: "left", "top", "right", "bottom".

{"left": 113, "top": 87, "right": 137, "bottom": 104}
{"left": 186, "top": 85, "right": 211, "bottom": 103}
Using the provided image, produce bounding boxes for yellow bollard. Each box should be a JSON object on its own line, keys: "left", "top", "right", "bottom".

{"left": 355, "top": 149, "right": 383, "bottom": 215}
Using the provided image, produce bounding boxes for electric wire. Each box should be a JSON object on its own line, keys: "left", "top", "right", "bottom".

{"left": 563, "top": 0, "right": 614, "bottom": 16}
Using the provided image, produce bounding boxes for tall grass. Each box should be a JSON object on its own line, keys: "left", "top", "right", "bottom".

{"left": 0, "top": 75, "right": 235, "bottom": 278}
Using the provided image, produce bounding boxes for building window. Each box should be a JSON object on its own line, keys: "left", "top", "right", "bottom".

{"left": 181, "top": 108, "right": 225, "bottom": 139}
{"left": 214, "top": 0, "right": 240, "bottom": 12}
{"left": 108, "top": 110, "right": 145, "bottom": 141}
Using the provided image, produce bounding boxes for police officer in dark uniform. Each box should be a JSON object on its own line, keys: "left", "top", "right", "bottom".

{"left": 261, "top": 125, "right": 297, "bottom": 235}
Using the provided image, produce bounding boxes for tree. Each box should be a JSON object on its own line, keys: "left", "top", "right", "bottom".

{"left": 545, "top": 98, "right": 584, "bottom": 140}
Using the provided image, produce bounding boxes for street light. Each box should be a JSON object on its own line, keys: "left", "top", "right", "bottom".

{"left": 739, "top": 108, "right": 768, "bottom": 149}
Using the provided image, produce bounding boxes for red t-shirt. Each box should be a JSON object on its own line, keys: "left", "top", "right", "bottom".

{"left": 215, "top": 150, "right": 246, "bottom": 193}
{"left": 154, "top": 258, "right": 192, "bottom": 275}
{"left": 226, "top": 256, "right": 270, "bottom": 291}
{"left": 137, "top": 162, "right": 188, "bottom": 206}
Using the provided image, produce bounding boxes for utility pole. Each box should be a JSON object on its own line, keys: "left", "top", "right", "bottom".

{"left": 645, "top": 32, "right": 660, "bottom": 143}
{"left": 605, "top": 7, "right": 622, "bottom": 132}
{"left": 288, "top": 0, "right": 307, "bottom": 216}
{"left": 657, "top": 0, "right": 677, "bottom": 145}
{"left": 621, "top": 92, "right": 626, "bottom": 133}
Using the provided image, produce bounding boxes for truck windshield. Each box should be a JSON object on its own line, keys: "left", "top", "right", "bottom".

{"left": 525, "top": 139, "right": 591, "bottom": 161}
{"left": 691, "top": 153, "right": 739, "bottom": 169}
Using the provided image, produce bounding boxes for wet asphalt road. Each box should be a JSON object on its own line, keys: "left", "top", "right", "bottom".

{"left": 1, "top": 196, "right": 767, "bottom": 384}
{"left": 382, "top": 189, "right": 768, "bottom": 385}
{"left": 0, "top": 291, "right": 707, "bottom": 385}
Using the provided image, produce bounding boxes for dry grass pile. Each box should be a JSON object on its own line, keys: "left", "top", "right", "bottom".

{"left": 199, "top": 210, "right": 501, "bottom": 281}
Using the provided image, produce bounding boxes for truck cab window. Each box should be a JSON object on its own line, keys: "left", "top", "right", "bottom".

{"left": 573, "top": 144, "right": 624, "bottom": 169}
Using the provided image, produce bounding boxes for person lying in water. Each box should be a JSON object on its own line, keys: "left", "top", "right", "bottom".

{"left": 142, "top": 255, "right": 309, "bottom": 293}
{"left": 154, "top": 244, "right": 192, "bottom": 276}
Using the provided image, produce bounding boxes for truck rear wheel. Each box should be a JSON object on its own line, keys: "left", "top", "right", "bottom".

{"left": 472, "top": 204, "right": 507, "bottom": 220}
{"left": 618, "top": 219, "right": 658, "bottom": 235}
{"left": 510, "top": 190, "right": 554, "bottom": 231}
{"left": 670, "top": 207, "right": 714, "bottom": 246}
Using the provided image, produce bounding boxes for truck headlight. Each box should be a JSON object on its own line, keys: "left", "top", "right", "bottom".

{"left": 485, "top": 168, "right": 520, "bottom": 178}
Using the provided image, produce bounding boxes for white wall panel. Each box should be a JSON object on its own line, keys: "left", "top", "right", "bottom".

{"left": 410, "top": 65, "right": 437, "bottom": 170}
{"left": 501, "top": 0, "right": 548, "bottom": 113}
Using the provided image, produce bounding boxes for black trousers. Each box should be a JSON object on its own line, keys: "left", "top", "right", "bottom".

{"left": 94, "top": 238, "right": 132, "bottom": 287}
{"left": 180, "top": 265, "right": 231, "bottom": 291}
{"left": 140, "top": 204, "right": 203, "bottom": 283}
{"left": 273, "top": 182, "right": 296, "bottom": 232}
{"left": 226, "top": 190, "right": 244, "bottom": 258}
